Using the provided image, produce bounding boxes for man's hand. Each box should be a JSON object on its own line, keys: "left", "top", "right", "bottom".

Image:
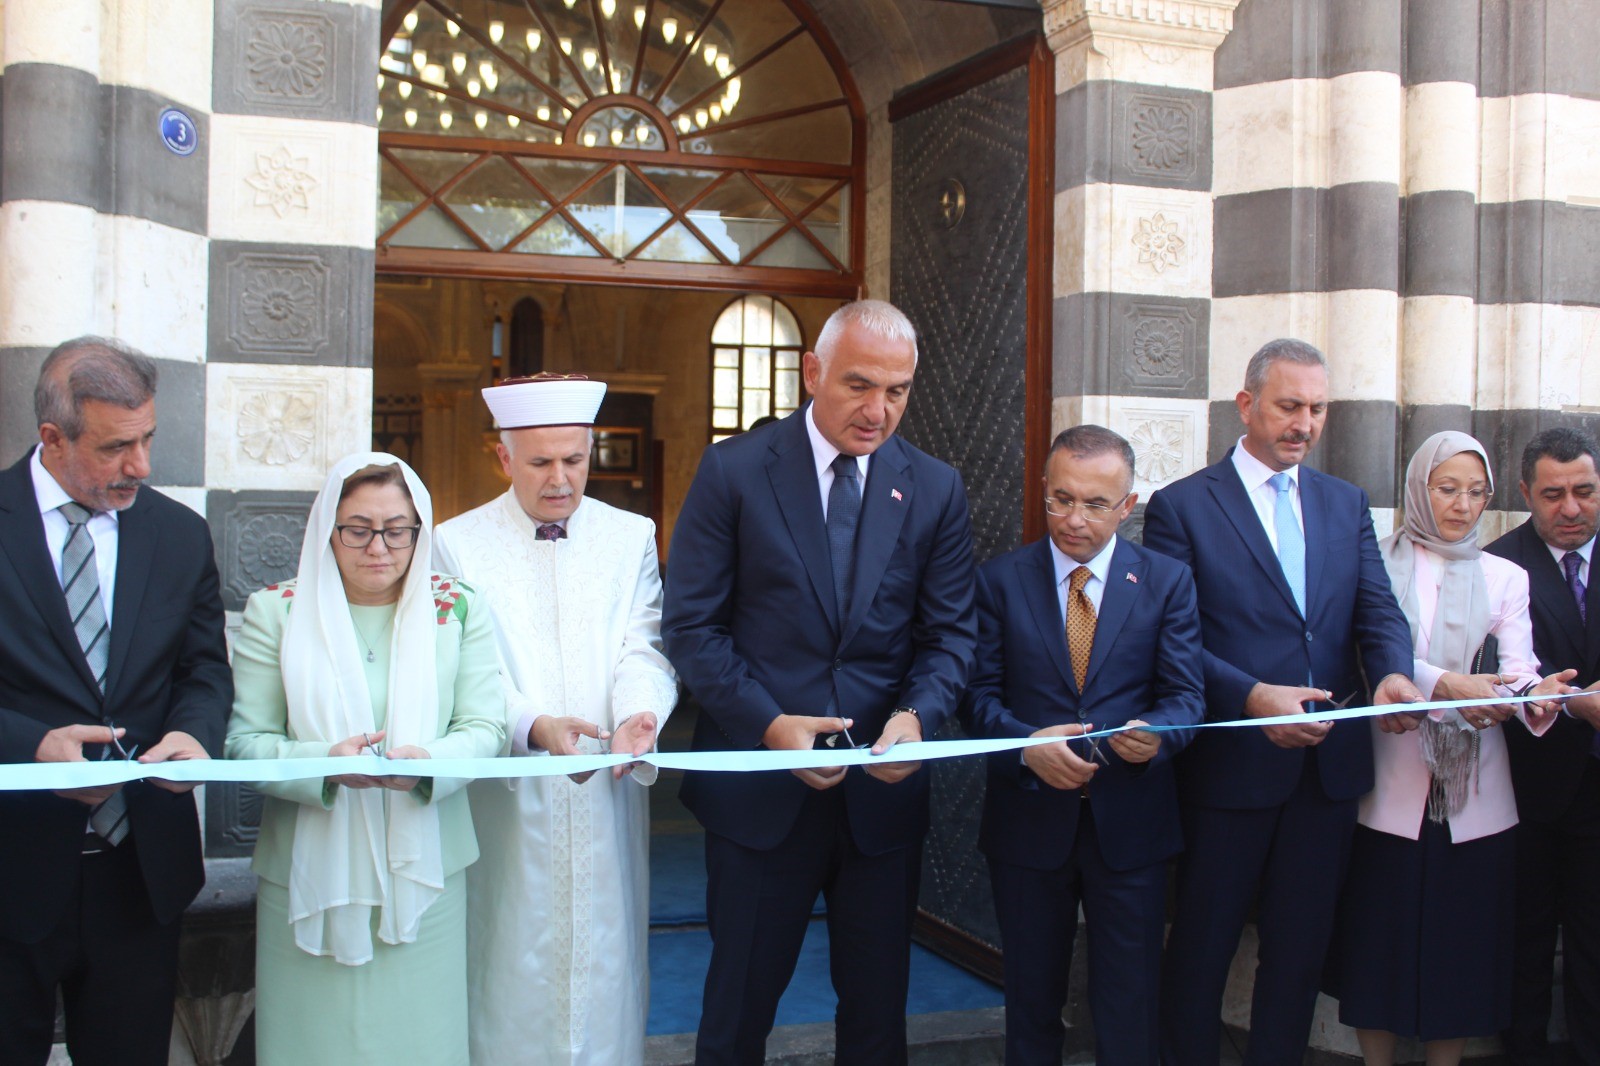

{"left": 1563, "top": 681, "right": 1600, "bottom": 729}
{"left": 1246, "top": 683, "right": 1335, "bottom": 748}
{"left": 1106, "top": 720, "right": 1161, "bottom": 765}
{"left": 1372, "top": 673, "right": 1427, "bottom": 734}
{"left": 530, "top": 715, "right": 611, "bottom": 784}
{"left": 1023, "top": 723, "right": 1099, "bottom": 791}
{"left": 37, "top": 723, "right": 125, "bottom": 805}
{"left": 865, "top": 711, "right": 923, "bottom": 784}
{"left": 610, "top": 712, "right": 659, "bottom": 781}
{"left": 1522, "top": 669, "right": 1579, "bottom": 728}
{"left": 138, "top": 730, "right": 210, "bottom": 794}
{"left": 763, "top": 714, "right": 853, "bottom": 791}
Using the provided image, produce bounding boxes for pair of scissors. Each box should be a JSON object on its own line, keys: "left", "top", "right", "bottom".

{"left": 1068, "top": 721, "right": 1108, "bottom": 765}
{"left": 101, "top": 720, "right": 139, "bottom": 762}
{"left": 361, "top": 732, "right": 387, "bottom": 758}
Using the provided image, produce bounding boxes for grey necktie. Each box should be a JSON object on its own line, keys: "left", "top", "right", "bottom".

{"left": 827, "top": 454, "right": 861, "bottom": 619}
{"left": 59, "top": 502, "right": 127, "bottom": 846}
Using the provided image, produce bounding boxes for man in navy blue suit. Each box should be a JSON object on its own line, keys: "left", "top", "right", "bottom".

{"left": 663, "top": 300, "right": 978, "bottom": 1065}
{"left": 963, "top": 425, "right": 1204, "bottom": 1065}
{"left": 1143, "top": 339, "right": 1420, "bottom": 1065}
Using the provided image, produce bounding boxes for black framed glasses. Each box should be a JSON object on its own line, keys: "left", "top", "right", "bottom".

{"left": 335, "top": 524, "right": 421, "bottom": 549}
{"left": 1043, "top": 493, "right": 1130, "bottom": 524}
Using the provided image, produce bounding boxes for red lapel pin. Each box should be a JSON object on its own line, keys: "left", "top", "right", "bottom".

{"left": 890, "top": 488, "right": 903, "bottom": 501}
{"left": 1125, "top": 572, "right": 1138, "bottom": 583}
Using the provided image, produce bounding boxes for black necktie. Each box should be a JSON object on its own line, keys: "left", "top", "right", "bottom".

{"left": 827, "top": 454, "right": 861, "bottom": 619}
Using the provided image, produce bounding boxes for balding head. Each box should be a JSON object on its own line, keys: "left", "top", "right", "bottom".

{"left": 35, "top": 337, "right": 159, "bottom": 440}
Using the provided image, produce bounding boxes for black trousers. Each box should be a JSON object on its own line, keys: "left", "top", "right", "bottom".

{"left": 695, "top": 786, "right": 922, "bottom": 1066}
{"left": 1504, "top": 759, "right": 1600, "bottom": 1066}
{"left": 0, "top": 836, "right": 182, "bottom": 1066}
{"left": 989, "top": 800, "right": 1167, "bottom": 1066}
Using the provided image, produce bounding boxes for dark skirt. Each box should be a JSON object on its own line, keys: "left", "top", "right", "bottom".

{"left": 1327, "top": 819, "right": 1515, "bottom": 1041}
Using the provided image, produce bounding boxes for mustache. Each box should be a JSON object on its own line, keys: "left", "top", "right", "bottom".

{"left": 108, "top": 479, "right": 143, "bottom": 492}
{"left": 1277, "top": 432, "right": 1313, "bottom": 445}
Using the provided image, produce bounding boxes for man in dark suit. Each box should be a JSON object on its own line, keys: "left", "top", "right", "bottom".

{"left": 1142, "top": 338, "right": 1420, "bottom": 1066}
{"left": 663, "top": 299, "right": 977, "bottom": 1065}
{"left": 1486, "top": 427, "right": 1600, "bottom": 1066}
{"left": 963, "top": 424, "right": 1204, "bottom": 1065}
{"left": 0, "top": 338, "right": 232, "bottom": 1066}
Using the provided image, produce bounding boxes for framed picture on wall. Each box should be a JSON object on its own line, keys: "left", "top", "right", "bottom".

{"left": 592, "top": 426, "right": 642, "bottom": 476}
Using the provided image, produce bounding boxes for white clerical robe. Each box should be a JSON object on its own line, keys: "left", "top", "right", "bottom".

{"left": 434, "top": 491, "right": 678, "bottom": 1066}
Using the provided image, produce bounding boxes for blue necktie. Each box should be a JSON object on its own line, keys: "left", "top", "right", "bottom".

{"left": 1269, "top": 472, "right": 1306, "bottom": 617}
{"left": 827, "top": 454, "right": 861, "bottom": 619}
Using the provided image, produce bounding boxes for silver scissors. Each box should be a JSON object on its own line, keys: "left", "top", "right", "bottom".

{"left": 361, "top": 732, "right": 386, "bottom": 758}
{"left": 101, "top": 720, "right": 139, "bottom": 762}
{"left": 1070, "top": 720, "right": 1108, "bottom": 765}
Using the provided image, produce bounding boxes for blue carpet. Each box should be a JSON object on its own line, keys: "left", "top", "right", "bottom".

{"left": 646, "top": 921, "right": 1004, "bottom": 1036}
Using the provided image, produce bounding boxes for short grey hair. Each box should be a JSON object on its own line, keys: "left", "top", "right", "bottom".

{"left": 499, "top": 426, "right": 594, "bottom": 456}
{"left": 1242, "top": 338, "right": 1327, "bottom": 396}
{"left": 1049, "top": 424, "right": 1136, "bottom": 493}
{"left": 34, "top": 336, "right": 159, "bottom": 440}
{"left": 815, "top": 299, "right": 919, "bottom": 366}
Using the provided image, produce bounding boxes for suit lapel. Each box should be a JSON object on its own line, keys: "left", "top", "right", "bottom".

{"left": 1083, "top": 538, "right": 1143, "bottom": 693}
{"left": 841, "top": 438, "right": 912, "bottom": 646}
{"left": 1522, "top": 522, "right": 1586, "bottom": 667}
{"left": 1205, "top": 459, "right": 1301, "bottom": 617}
{"left": 0, "top": 457, "right": 104, "bottom": 697}
{"left": 1301, "top": 470, "right": 1327, "bottom": 617}
{"left": 767, "top": 416, "right": 841, "bottom": 633}
{"left": 1021, "top": 539, "right": 1076, "bottom": 693}
{"left": 103, "top": 499, "right": 155, "bottom": 702}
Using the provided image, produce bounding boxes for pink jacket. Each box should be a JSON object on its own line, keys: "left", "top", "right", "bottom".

{"left": 1359, "top": 547, "right": 1552, "bottom": 843}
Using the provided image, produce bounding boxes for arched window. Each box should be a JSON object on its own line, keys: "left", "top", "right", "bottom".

{"left": 710, "top": 295, "right": 802, "bottom": 441}
{"left": 377, "top": 0, "right": 861, "bottom": 295}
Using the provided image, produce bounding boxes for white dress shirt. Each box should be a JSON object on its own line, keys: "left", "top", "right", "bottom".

{"left": 1230, "top": 436, "right": 1304, "bottom": 551}
{"left": 805, "top": 404, "right": 869, "bottom": 518}
{"left": 1049, "top": 533, "right": 1117, "bottom": 618}
{"left": 30, "top": 445, "right": 118, "bottom": 626}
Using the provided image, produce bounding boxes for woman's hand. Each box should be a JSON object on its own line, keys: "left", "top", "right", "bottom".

{"left": 376, "top": 745, "right": 429, "bottom": 792}
{"left": 326, "top": 730, "right": 387, "bottom": 790}
{"left": 1433, "top": 672, "right": 1514, "bottom": 729}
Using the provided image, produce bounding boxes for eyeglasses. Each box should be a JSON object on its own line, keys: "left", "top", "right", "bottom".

{"left": 1428, "top": 485, "right": 1492, "bottom": 504}
{"left": 1043, "top": 493, "right": 1130, "bottom": 524}
{"left": 335, "top": 524, "right": 421, "bottom": 549}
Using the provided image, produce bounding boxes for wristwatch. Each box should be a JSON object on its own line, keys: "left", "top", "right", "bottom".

{"left": 888, "top": 705, "right": 918, "bottom": 721}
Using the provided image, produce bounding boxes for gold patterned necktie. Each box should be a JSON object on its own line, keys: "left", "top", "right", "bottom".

{"left": 1066, "top": 565, "right": 1096, "bottom": 691}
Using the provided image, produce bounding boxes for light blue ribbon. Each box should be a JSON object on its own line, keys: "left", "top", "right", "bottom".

{"left": 1, "top": 692, "right": 1575, "bottom": 791}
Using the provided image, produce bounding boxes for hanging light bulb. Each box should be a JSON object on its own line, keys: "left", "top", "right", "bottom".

{"left": 635, "top": 123, "right": 650, "bottom": 142}
{"left": 450, "top": 52, "right": 466, "bottom": 75}
{"left": 467, "top": 78, "right": 481, "bottom": 96}
{"left": 439, "top": 111, "right": 454, "bottom": 129}
{"left": 398, "top": 80, "right": 413, "bottom": 99}
{"left": 474, "top": 110, "right": 488, "bottom": 129}
{"left": 412, "top": 48, "right": 428, "bottom": 70}
{"left": 583, "top": 131, "right": 597, "bottom": 147}
{"left": 403, "top": 10, "right": 418, "bottom": 32}
{"left": 703, "top": 44, "right": 718, "bottom": 66}
{"left": 536, "top": 104, "right": 551, "bottom": 121}
{"left": 600, "top": 0, "right": 616, "bottom": 18}
{"left": 488, "top": 20, "right": 504, "bottom": 43}
{"left": 526, "top": 29, "right": 541, "bottom": 51}
{"left": 610, "top": 69, "right": 623, "bottom": 92}
{"left": 481, "top": 62, "right": 499, "bottom": 90}
{"left": 446, "top": 19, "right": 460, "bottom": 37}
{"left": 559, "top": 37, "right": 573, "bottom": 55}
{"left": 555, "top": 134, "right": 563, "bottom": 144}
{"left": 661, "top": 18, "right": 677, "bottom": 43}
{"left": 563, "top": 0, "right": 576, "bottom": 6}
{"left": 709, "top": 103, "right": 721, "bottom": 122}
{"left": 694, "top": 108, "right": 708, "bottom": 128}
{"left": 633, "top": 6, "right": 645, "bottom": 29}
{"left": 377, "top": 73, "right": 385, "bottom": 89}
{"left": 677, "top": 114, "right": 692, "bottom": 133}
{"left": 716, "top": 54, "right": 732, "bottom": 77}
{"left": 727, "top": 76, "right": 741, "bottom": 105}
{"left": 581, "top": 47, "right": 597, "bottom": 70}
{"left": 404, "top": 108, "right": 418, "bottom": 127}
{"left": 376, "top": 105, "right": 384, "bottom": 122}
{"left": 609, "top": 127, "right": 624, "bottom": 145}
{"left": 425, "top": 63, "right": 446, "bottom": 86}
{"left": 507, "top": 114, "right": 520, "bottom": 127}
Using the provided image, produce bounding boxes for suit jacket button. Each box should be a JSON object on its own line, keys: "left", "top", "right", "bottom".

{"left": 1305, "top": 631, "right": 1313, "bottom": 642}
{"left": 833, "top": 658, "right": 843, "bottom": 670}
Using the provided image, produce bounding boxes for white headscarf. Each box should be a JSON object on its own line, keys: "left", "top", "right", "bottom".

{"left": 282, "top": 452, "right": 444, "bottom": 965}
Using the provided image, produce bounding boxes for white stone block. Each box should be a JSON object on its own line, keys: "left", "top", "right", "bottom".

{"left": 1547, "top": 94, "right": 1600, "bottom": 206}
{"left": 1480, "top": 94, "right": 1549, "bottom": 205}
{"left": 1476, "top": 303, "right": 1548, "bottom": 411}
{"left": 1057, "top": 185, "right": 1211, "bottom": 300}
{"left": 1325, "top": 289, "right": 1400, "bottom": 402}
{"left": 1052, "top": 395, "right": 1209, "bottom": 492}
{"left": 1212, "top": 79, "right": 1328, "bottom": 196}
{"left": 208, "top": 115, "right": 379, "bottom": 248}
{"left": 1403, "top": 80, "right": 1479, "bottom": 196}
{"left": 96, "top": 215, "right": 208, "bottom": 363}
{"left": 152, "top": 485, "right": 208, "bottom": 516}
{"left": 0, "top": 201, "right": 101, "bottom": 348}
{"left": 205, "top": 363, "right": 373, "bottom": 491}
{"left": 1054, "top": 35, "right": 1219, "bottom": 94}
{"left": 1209, "top": 293, "right": 1304, "bottom": 399}
{"left": 103, "top": 0, "right": 213, "bottom": 113}
{"left": 1401, "top": 294, "right": 1477, "bottom": 406}
{"left": 4, "top": 0, "right": 100, "bottom": 75}
{"left": 1328, "top": 71, "right": 1403, "bottom": 189}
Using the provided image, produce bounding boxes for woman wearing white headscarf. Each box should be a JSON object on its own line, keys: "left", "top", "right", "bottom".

{"left": 225, "top": 453, "right": 505, "bottom": 1065}
{"left": 1328, "top": 431, "right": 1573, "bottom": 1065}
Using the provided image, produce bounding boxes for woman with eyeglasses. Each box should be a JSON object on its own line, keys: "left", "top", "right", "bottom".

{"left": 225, "top": 453, "right": 505, "bottom": 1065}
{"left": 1326, "top": 431, "right": 1573, "bottom": 1066}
